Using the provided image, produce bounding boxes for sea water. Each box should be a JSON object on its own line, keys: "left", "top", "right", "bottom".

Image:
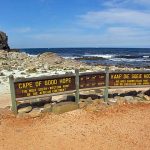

{"left": 21, "top": 48, "right": 150, "bottom": 68}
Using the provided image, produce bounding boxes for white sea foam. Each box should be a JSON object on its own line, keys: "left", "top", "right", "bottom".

{"left": 83, "top": 54, "right": 114, "bottom": 59}
{"left": 143, "top": 56, "right": 149, "bottom": 58}
{"left": 63, "top": 56, "right": 79, "bottom": 59}
{"left": 110, "top": 58, "right": 150, "bottom": 62}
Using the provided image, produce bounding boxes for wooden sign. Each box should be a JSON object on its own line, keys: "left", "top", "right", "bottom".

{"left": 79, "top": 73, "right": 106, "bottom": 89}
{"left": 109, "top": 72, "right": 150, "bottom": 86}
{"left": 14, "top": 76, "right": 76, "bottom": 98}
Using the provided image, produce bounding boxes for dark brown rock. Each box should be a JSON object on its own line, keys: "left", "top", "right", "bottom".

{"left": 0, "top": 31, "right": 10, "bottom": 50}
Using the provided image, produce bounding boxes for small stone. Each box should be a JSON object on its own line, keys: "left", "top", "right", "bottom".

{"left": 87, "top": 97, "right": 93, "bottom": 102}
{"left": 143, "top": 95, "right": 150, "bottom": 101}
{"left": 18, "top": 106, "right": 32, "bottom": 113}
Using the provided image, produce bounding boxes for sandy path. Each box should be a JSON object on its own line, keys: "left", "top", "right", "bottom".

{"left": 1, "top": 103, "right": 150, "bottom": 150}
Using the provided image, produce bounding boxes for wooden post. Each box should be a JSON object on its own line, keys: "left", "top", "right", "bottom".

{"left": 104, "top": 67, "right": 109, "bottom": 102}
{"left": 9, "top": 75, "right": 17, "bottom": 114}
{"left": 75, "top": 69, "right": 80, "bottom": 103}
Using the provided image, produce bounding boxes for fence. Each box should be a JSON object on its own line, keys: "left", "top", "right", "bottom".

{"left": 9, "top": 68, "right": 150, "bottom": 114}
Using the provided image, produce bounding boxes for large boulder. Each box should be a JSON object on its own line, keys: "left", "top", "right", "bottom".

{"left": 38, "top": 52, "right": 64, "bottom": 65}
{"left": 0, "top": 31, "right": 10, "bottom": 50}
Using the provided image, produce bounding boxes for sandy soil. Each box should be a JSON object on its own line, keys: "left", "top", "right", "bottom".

{"left": 1, "top": 103, "right": 150, "bottom": 150}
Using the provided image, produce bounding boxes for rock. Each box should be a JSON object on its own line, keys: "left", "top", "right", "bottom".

{"left": 30, "top": 97, "right": 51, "bottom": 107}
{"left": 126, "top": 91, "right": 139, "bottom": 96}
{"left": 87, "top": 97, "right": 93, "bottom": 102}
{"left": 52, "top": 102, "right": 78, "bottom": 114}
{"left": 80, "top": 94, "right": 99, "bottom": 100}
{"left": 66, "top": 95, "right": 75, "bottom": 102}
{"left": 28, "top": 108, "right": 42, "bottom": 118}
{"left": 44, "top": 103, "right": 52, "bottom": 108}
{"left": 137, "top": 93, "right": 144, "bottom": 98}
{"left": 143, "top": 95, "right": 150, "bottom": 101}
{"left": 42, "top": 103, "right": 52, "bottom": 112}
{"left": 0, "top": 31, "right": 10, "bottom": 50}
{"left": 144, "top": 89, "right": 150, "bottom": 96}
{"left": 120, "top": 91, "right": 139, "bottom": 97}
{"left": 134, "top": 97, "right": 143, "bottom": 101}
{"left": 18, "top": 106, "right": 32, "bottom": 113}
{"left": 52, "top": 95, "right": 67, "bottom": 102}
{"left": 124, "top": 96, "right": 134, "bottom": 101}
{"left": 38, "top": 52, "right": 64, "bottom": 65}
{"left": 80, "top": 94, "right": 90, "bottom": 99}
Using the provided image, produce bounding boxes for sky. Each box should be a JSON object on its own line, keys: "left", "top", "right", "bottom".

{"left": 0, "top": 0, "right": 150, "bottom": 48}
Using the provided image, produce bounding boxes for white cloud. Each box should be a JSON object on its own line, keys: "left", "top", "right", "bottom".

{"left": 106, "top": 27, "right": 150, "bottom": 36}
{"left": 103, "top": 0, "right": 150, "bottom": 7}
{"left": 12, "top": 26, "right": 149, "bottom": 48}
{"left": 79, "top": 8, "right": 150, "bottom": 28}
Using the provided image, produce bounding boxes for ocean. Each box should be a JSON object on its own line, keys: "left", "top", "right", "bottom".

{"left": 21, "top": 48, "right": 150, "bottom": 68}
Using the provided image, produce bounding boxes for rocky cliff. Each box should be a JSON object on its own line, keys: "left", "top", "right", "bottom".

{"left": 0, "top": 31, "right": 10, "bottom": 50}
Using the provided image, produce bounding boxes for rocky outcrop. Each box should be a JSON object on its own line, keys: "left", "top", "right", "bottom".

{"left": 0, "top": 50, "right": 91, "bottom": 71}
{"left": 0, "top": 31, "right": 10, "bottom": 50}
{"left": 38, "top": 52, "right": 64, "bottom": 65}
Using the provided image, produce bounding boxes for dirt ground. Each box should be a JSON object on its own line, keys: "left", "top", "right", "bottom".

{"left": 1, "top": 103, "right": 150, "bottom": 150}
